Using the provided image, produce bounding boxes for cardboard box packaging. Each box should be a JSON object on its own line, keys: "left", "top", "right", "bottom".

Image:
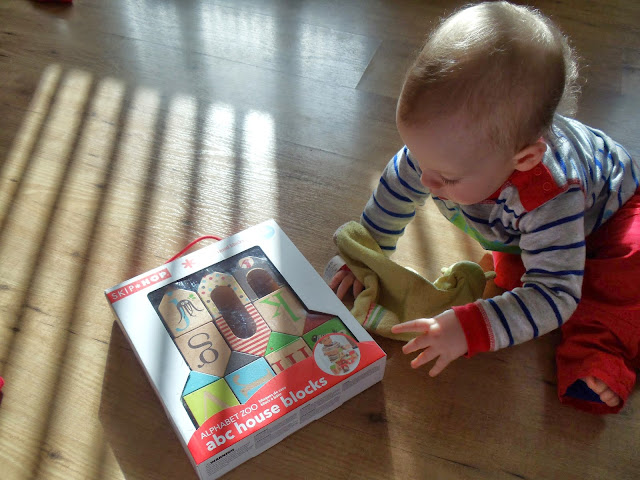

{"left": 105, "top": 220, "right": 387, "bottom": 479}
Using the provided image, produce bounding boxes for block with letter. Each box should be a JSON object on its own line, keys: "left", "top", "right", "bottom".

{"left": 174, "top": 322, "right": 231, "bottom": 377}
{"left": 254, "top": 286, "right": 307, "bottom": 336}
{"left": 158, "top": 287, "right": 212, "bottom": 338}
{"left": 226, "top": 358, "right": 274, "bottom": 404}
{"left": 108, "top": 222, "right": 387, "bottom": 480}
{"left": 265, "top": 338, "right": 312, "bottom": 374}
{"left": 182, "top": 378, "right": 240, "bottom": 426}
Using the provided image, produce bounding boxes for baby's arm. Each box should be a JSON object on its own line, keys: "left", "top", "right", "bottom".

{"left": 330, "top": 146, "right": 428, "bottom": 300}
{"left": 446, "top": 189, "right": 588, "bottom": 357}
{"left": 360, "top": 146, "right": 430, "bottom": 255}
{"left": 391, "top": 309, "right": 467, "bottom": 376}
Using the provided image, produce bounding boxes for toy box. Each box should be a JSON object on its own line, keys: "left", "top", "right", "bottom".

{"left": 105, "top": 220, "right": 387, "bottom": 479}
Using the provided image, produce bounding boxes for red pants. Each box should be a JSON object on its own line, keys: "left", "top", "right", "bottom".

{"left": 492, "top": 191, "right": 640, "bottom": 414}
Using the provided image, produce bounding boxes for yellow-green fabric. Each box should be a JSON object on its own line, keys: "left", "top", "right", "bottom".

{"left": 333, "top": 221, "right": 494, "bottom": 341}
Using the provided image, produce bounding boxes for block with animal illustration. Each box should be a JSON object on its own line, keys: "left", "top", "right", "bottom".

{"left": 106, "top": 220, "right": 386, "bottom": 480}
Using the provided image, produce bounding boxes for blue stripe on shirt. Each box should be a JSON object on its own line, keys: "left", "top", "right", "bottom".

{"left": 529, "top": 211, "right": 584, "bottom": 233}
{"left": 554, "top": 150, "right": 567, "bottom": 177}
{"left": 525, "top": 283, "right": 563, "bottom": 327}
{"left": 616, "top": 143, "right": 639, "bottom": 188}
{"left": 393, "top": 154, "right": 427, "bottom": 196}
{"left": 362, "top": 212, "right": 405, "bottom": 235}
{"left": 373, "top": 194, "right": 415, "bottom": 219}
{"left": 487, "top": 299, "right": 514, "bottom": 346}
{"left": 460, "top": 208, "right": 513, "bottom": 230}
{"left": 433, "top": 197, "right": 457, "bottom": 212}
{"left": 380, "top": 176, "right": 412, "bottom": 203}
{"left": 526, "top": 268, "right": 584, "bottom": 276}
{"left": 523, "top": 241, "right": 585, "bottom": 255}
{"left": 496, "top": 198, "right": 522, "bottom": 218}
{"left": 404, "top": 147, "right": 418, "bottom": 172}
{"left": 507, "top": 291, "right": 539, "bottom": 338}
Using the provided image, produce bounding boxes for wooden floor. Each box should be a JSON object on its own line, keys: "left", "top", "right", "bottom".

{"left": 1, "top": 0, "right": 639, "bottom": 479}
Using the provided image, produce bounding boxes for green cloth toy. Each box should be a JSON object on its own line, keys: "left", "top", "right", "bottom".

{"left": 331, "top": 221, "right": 494, "bottom": 341}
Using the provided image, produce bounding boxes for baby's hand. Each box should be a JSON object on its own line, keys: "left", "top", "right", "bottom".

{"left": 391, "top": 309, "right": 467, "bottom": 377}
{"left": 329, "top": 269, "right": 364, "bottom": 301}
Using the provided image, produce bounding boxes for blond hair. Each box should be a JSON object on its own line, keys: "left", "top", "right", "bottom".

{"left": 397, "top": 1, "right": 579, "bottom": 153}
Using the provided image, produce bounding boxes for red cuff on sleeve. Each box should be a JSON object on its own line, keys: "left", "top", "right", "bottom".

{"left": 452, "top": 303, "right": 492, "bottom": 357}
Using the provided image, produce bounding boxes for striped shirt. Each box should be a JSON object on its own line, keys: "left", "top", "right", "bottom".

{"left": 361, "top": 115, "right": 639, "bottom": 353}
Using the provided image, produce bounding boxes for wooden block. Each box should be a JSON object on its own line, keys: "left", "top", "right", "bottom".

{"left": 215, "top": 304, "right": 271, "bottom": 356}
{"left": 265, "top": 338, "right": 312, "bottom": 374}
{"left": 182, "top": 378, "right": 239, "bottom": 427}
{"left": 174, "top": 322, "right": 231, "bottom": 378}
{"left": 207, "top": 281, "right": 258, "bottom": 339}
{"left": 265, "top": 332, "right": 299, "bottom": 355}
{"left": 302, "top": 312, "right": 336, "bottom": 335}
{"left": 182, "top": 371, "right": 219, "bottom": 396}
{"left": 233, "top": 254, "right": 283, "bottom": 301}
{"left": 253, "top": 286, "right": 307, "bottom": 336}
{"left": 245, "top": 267, "right": 280, "bottom": 297}
{"left": 197, "top": 271, "right": 249, "bottom": 318}
{"left": 226, "top": 358, "right": 275, "bottom": 404}
{"left": 303, "top": 317, "right": 352, "bottom": 349}
{"left": 224, "top": 351, "right": 261, "bottom": 376}
{"left": 158, "top": 288, "right": 213, "bottom": 338}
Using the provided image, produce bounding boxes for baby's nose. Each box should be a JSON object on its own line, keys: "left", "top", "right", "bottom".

{"left": 420, "top": 171, "right": 442, "bottom": 189}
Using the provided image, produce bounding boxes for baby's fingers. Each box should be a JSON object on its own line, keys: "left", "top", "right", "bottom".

{"left": 410, "top": 348, "right": 439, "bottom": 369}
{"left": 329, "top": 270, "right": 348, "bottom": 290}
{"left": 428, "top": 355, "right": 452, "bottom": 377}
{"left": 336, "top": 275, "right": 355, "bottom": 300}
{"left": 353, "top": 279, "right": 364, "bottom": 297}
{"left": 391, "top": 318, "right": 434, "bottom": 334}
{"left": 402, "top": 329, "right": 435, "bottom": 354}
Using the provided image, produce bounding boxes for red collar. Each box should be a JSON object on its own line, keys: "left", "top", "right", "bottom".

{"left": 487, "top": 163, "right": 567, "bottom": 211}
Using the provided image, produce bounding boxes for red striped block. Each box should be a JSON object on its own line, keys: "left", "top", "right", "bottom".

{"left": 215, "top": 304, "right": 271, "bottom": 356}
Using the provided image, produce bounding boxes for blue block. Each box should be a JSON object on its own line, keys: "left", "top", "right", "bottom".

{"left": 182, "top": 371, "right": 220, "bottom": 396}
{"left": 226, "top": 358, "right": 274, "bottom": 404}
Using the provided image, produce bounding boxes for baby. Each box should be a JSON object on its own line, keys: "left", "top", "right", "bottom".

{"left": 330, "top": 1, "right": 639, "bottom": 414}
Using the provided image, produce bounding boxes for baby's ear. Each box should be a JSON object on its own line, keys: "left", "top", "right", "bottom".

{"left": 513, "top": 139, "right": 547, "bottom": 172}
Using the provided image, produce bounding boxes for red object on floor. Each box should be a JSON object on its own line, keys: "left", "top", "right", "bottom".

{"left": 0, "top": 376, "right": 4, "bottom": 391}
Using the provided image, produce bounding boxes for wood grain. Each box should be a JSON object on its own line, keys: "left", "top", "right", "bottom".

{"left": 1, "top": 0, "right": 639, "bottom": 479}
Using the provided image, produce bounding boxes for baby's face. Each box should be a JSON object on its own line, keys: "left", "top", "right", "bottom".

{"left": 397, "top": 114, "right": 516, "bottom": 205}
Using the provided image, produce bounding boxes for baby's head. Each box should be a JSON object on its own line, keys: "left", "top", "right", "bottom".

{"left": 396, "top": 1, "right": 578, "bottom": 204}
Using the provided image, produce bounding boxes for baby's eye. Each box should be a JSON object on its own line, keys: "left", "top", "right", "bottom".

{"left": 440, "top": 176, "right": 459, "bottom": 186}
